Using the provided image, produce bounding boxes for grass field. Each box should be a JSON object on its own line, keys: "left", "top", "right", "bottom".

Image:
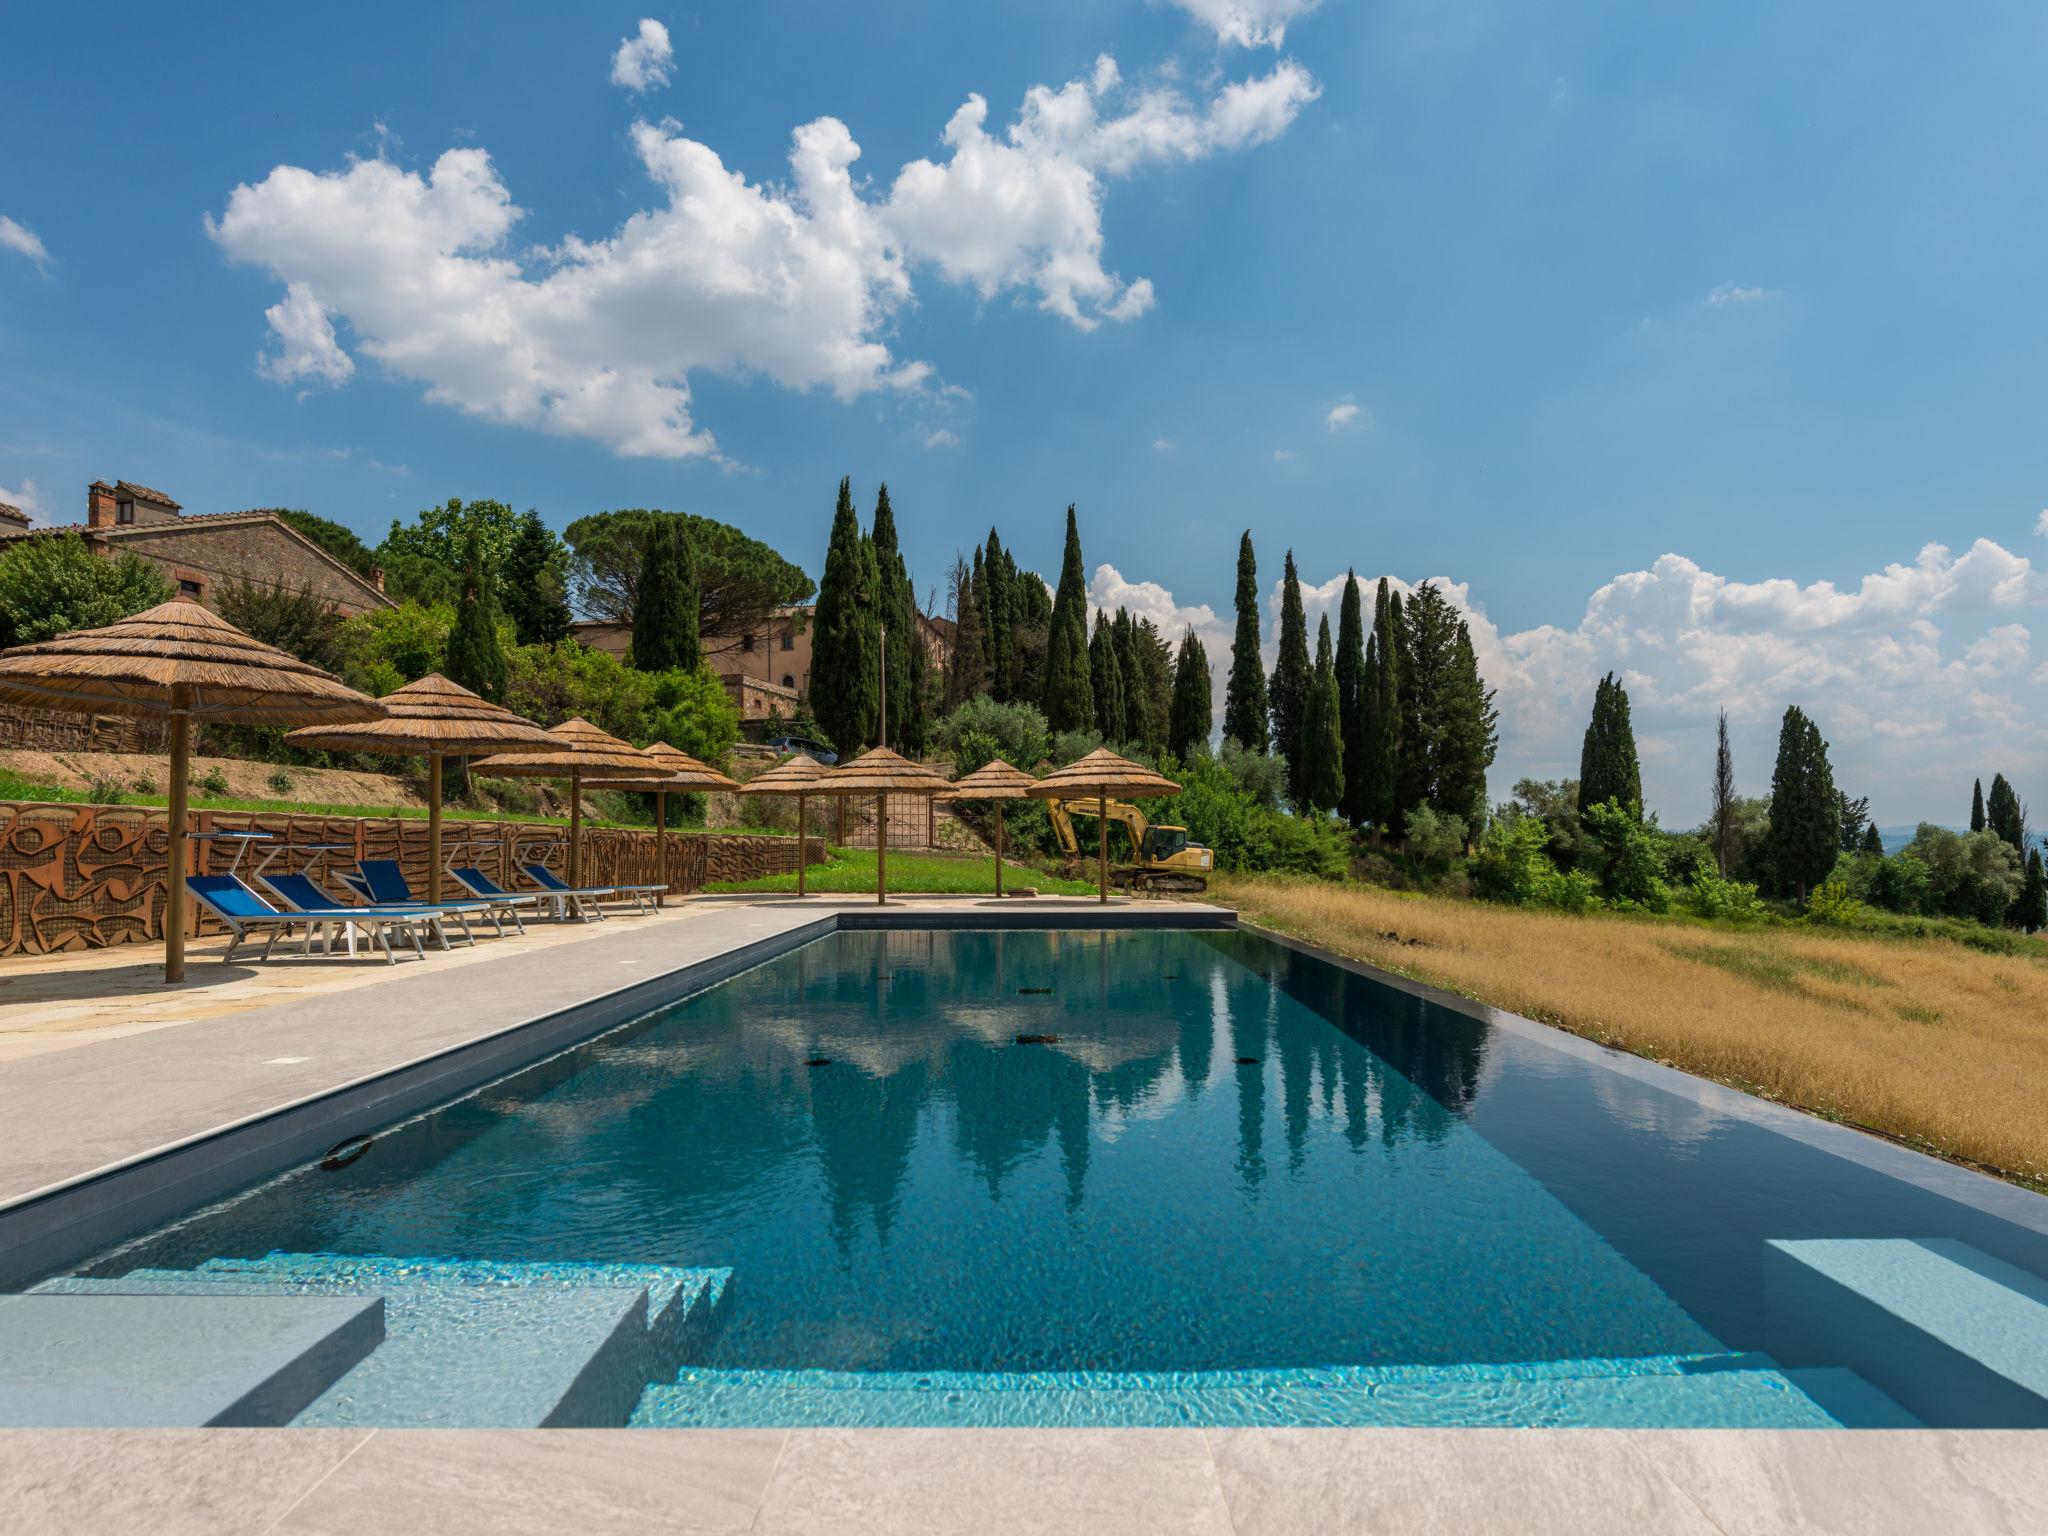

{"left": 708, "top": 846, "right": 1093, "bottom": 896}
{"left": 1216, "top": 873, "right": 2048, "bottom": 1186}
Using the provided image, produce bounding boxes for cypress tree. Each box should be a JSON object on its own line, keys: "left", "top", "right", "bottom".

{"left": 903, "top": 587, "right": 934, "bottom": 757}
{"left": 811, "top": 477, "right": 880, "bottom": 754}
{"left": 1357, "top": 577, "right": 1402, "bottom": 836}
{"left": 1437, "top": 621, "right": 1498, "bottom": 828}
{"left": 1577, "top": 672, "right": 1643, "bottom": 818}
{"left": 1222, "top": 531, "right": 1268, "bottom": 752}
{"left": 1859, "top": 821, "right": 1885, "bottom": 855}
{"left": 1301, "top": 614, "right": 1345, "bottom": 814}
{"left": 946, "top": 553, "right": 987, "bottom": 707}
{"left": 1121, "top": 611, "right": 1172, "bottom": 754}
{"left": 1043, "top": 505, "right": 1094, "bottom": 731}
{"left": 982, "top": 530, "right": 1011, "bottom": 701}
{"left": 1712, "top": 708, "right": 1738, "bottom": 875}
{"left": 1089, "top": 610, "right": 1127, "bottom": 742}
{"left": 444, "top": 529, "right": 508, "bottom": 704}
{"left": 870, "top": 485, "right": 915, "bottom": 748}
{"left": 500, "top": 509, "right": 572, "bottom": 646}
{"left": 1986, "top": 773, "right": 2024, "bottom": 854}
{"left": 630, "top": 519, "right": 687, "bottom": 673}
{"left": 1391, "top": 582, "right": 1496, "bottom": 831}
{"left": 1168, "top": 627, "right": 1212, "bottom": 762}
{"left": 1268, "top": 549, "right": 1311, "bottom": 800}
{"left": 1766, "top": 705, "right": 1840, "bottom": 902}
{"left": 2022, "top": 848, "right": 2047, "bottom": 934}
{"left": 671, "top": 521, "right": 701, "bottom": 672}
{"left": 1971, "top": 778, "right": 1986, "bottom": 833}
{"left": 1335, "top": 571, "right": 1367, "bottom": 824}
{"left": 1007, "top": 548, "right": 1051, "bottom": 703}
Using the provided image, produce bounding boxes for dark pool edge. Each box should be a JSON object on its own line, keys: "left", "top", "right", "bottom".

{"left": 1234, "top": 919, "right": 2048, "bottom": 1240}
{"left": 0, "top": 905, "right": 1235, "bottom": 1291}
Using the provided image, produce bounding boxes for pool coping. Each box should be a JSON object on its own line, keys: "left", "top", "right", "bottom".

{"left": 0, "top": 901, "right": 1236, "bottom": 1291}
{"left": 1233, "top": 920, "right": 2048, "bottom": 1240}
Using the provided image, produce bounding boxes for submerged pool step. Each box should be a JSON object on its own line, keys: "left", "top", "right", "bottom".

{"left": 36, "top": 1255, "right": 733, "bottom": 1428}
{"left": 1765, "top": 1237, "right": 2048, "bottom": 1428}
{"left": 631, "top": 1352, "right": 1916, "bottom": 1430}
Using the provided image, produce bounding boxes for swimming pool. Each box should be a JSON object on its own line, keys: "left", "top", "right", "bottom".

{"left": 53, "top": 927, "right": 2048, "bottom": 1428}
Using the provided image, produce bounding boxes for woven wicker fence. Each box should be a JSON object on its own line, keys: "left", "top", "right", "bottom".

{"left": 0, "top": 800, "right": 823, "bottom": 958}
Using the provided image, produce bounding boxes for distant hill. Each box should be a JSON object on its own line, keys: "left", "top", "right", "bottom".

{"left": 1876, "top": 824, "right": 2045, "bottom": 857}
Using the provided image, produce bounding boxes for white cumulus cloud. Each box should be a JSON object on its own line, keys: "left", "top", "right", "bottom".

{"left": 1707, "top": 281, "right": 1774, "bottom": 306}
{"left": 1101, "top": 536, "right": 2048, "bottom": 821}
{"left": 2036, "top": 508, "right": 2048, "bottom": 538}
{"left": 259, "top": 281, "right": 355, "bottom": 387}
{"left": 1163, "top": 0, "right": 1321, "bottom": 49}
{"left": 1325, "top": 401, "right": 1365, "bottom": 431}
{"left": 610, "top": 19, "right": 674, "bottom": 94}
{"left": 922, "top": 428, "right": 962, "bottom": 449}
{"left": 0, "top": 215, "right": 51, "bottom": 270}
{"left": 0, "top": 478, "right": 51, "bottom": 526}
{"left": 210, "top": 50, "right": 1317, "bottom": 456}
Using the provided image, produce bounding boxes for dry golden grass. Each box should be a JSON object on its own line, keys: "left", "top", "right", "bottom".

{"left": 1215, "top": 874, "right": 2048, "bottom": 1185}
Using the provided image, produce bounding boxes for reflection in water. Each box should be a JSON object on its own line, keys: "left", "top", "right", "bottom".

{"left": 91, "top": 930, "right": 1739, "bottom": 1375}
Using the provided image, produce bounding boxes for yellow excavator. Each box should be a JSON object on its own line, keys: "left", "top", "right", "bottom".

{"left": 1045, "top": 796, "right": 1214, "bottom": 893}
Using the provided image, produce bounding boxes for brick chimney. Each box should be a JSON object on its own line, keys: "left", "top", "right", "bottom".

{"left": 87, "top": 481, "right": 119, "bottom": 529}
{"left": 371, "top": 567, "right": 386, "bottom": 594}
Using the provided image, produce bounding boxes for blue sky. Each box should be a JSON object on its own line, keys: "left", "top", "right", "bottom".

{"left": 3, "top": 1, "right": 2046, "bottom": 823}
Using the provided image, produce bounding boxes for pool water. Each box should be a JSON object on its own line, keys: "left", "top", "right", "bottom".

{"left": 78, "top": 928, "right": 2048, "bottom": 1427}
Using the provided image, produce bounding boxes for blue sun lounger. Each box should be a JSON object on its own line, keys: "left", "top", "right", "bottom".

{"left": 521, "top": 862, "right": 664, "bottom": 920}
{"left": 256, "top": 871, "right": 451, "bottom": 960}
{"left": 185, "top": 875, "right": 443, "bottom": 965}
{"left": 346, "top": 859, "right": 517, "bottom": 941}
{"left": 448, "top": 866, "right": 551, "bottom": 922}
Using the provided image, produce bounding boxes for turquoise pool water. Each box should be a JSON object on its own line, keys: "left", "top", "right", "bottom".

{"left": 76, "top": 928, "right": 2048, "bottom": 1427}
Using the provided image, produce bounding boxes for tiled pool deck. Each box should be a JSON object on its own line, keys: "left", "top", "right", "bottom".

{"left": 4, "top": 897, "right": 2045, "bottom": 1533}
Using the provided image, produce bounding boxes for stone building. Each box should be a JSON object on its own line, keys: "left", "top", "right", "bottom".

{"left": 0, "top": 480, "right": 392, "bottom": 617}
{"left": 572, "top": 603, "right": 953, "bottom": 735}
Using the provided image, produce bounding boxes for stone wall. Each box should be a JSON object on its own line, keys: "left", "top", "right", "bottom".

{"left": 0, "top": 801, "right": 823, "bottom": 959}
{"left": 0, "top": 708, "right": 163, "bottom": 755}
{"left": 108, "top": 518, "right": 388, "bottom": 616}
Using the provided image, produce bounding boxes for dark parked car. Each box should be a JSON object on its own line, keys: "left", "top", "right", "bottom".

{"left": 764, "top": 733, "right": 837, "bottom": 765}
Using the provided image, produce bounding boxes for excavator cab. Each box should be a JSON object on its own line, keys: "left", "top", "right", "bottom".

{"left": 1142, "top": 825, "right": 1190, "bottom": 862}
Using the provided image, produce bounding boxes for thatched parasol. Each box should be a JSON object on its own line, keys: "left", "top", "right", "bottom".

{"left": 738, "top": 754, "right": 829, "bottom": 897}
{"left": 827, "top": 746, "right": 950, "bottom": 904}
{"left": 942, "top": 759, "right": 1038, "bottom": 898}
{"left": 1028, "top": 747, "right": 1182, "bottom": 904}
{"left": 283, "top": 673, "right": 556, "bottom": 904}
{"left": 0, "top": 600, "right": 384, "bottom": 981}
{"left": 468, "top": 718, "right": 661, "bottom": 888}
{"left": 599, "top": 742, "right": 739, "bottom": 903}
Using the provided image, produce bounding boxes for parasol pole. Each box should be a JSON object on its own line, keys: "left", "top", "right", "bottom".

{"left": 655, "top": 787, "right": 667, "bottom": 908}
{"left": 427, "top": 749, "right": 444, "bottom": 904}
{"left": 569, "top": 766, "right": 583, "bottom": 888}
{"left": 877, "top": 790, "right": 889, "bottom": 905}
{"left": 994, "top": 801, "right": 1005, "bottom": 899}
{"left": 165, "top": 685, "right": 192, "bottom": 983}
{"left": 797, "top": 789, "right": 808, "bottom": 898}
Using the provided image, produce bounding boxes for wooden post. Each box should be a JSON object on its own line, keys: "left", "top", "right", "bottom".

{"left": 1098, "top": 792, "right": 1108, "bottom": 905}
{"left": 569, "top": 767, "right": 583, "bottom": 888}
{"left": 164, "top": 687, "right": 192, "bottom": 983}
{"left": 926, "top": 794, "right": 935, "bottom": 849}
{"left": 836, "top": 796, "right": 846, "bottom": 845}
{"left": 427, "top": 751, "right": 444, "bottom": 904}
{"left": 876, "top": 792, "right": 888, "bottom": 904}
{"left": 652, "top": 790, "right": 666, "bottom": 907}
{"left": 797, "top": 791, "right": 808, "bottom": 898}
{"left": 994, "top": 802, "right": 1005, "bottom": 899}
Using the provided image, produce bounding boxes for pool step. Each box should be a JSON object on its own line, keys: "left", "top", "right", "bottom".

{"left": 631, "top": 1352, "right": 1916, "bottom": 1429}
{"left": 0, "top": 1292, "right": 383, "bottom": 1428}
{"left": 1765, "top": 1237, "right": 2048, "bottom": 1428}
{"left": 35, "top": 1255, "right": 732, "bottom": 1427}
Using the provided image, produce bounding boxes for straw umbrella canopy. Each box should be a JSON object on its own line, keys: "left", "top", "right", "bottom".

{"left": 0, "top": 600, "right": 385, "bottom": 981}
{"left": 942, "top": 759, "right": 1038, "bottom": 899}
{"left": 281, "top": 673, "right": 556, "bottom": 904}
{"left": 738, "top": 754, "right": 828, "bottom": 897}
{"left": 467, "top": 718, "right": 661, "bottom": 888}
{"left": 598, "top": 742, "right": 739, "bottom": 903}
{"left": 1027, "top": 747, "right": 1183, "bottom": 904}
{"left": 827, "top": 746, "right": 951, "bottom": 904}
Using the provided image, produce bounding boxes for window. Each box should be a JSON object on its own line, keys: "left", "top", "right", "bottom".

{"left": 116, "top": 501, "right": 135, "bottom": 525}
{"left": 781, "top": 674, "right": 795, "bottom": 689}
{"left": 740, "top": 633, "right": 755, "bottom": 652}
{"left": 780, "top": 629, "right": 794, "bottom": 651}
{"left": 178, "top": 578, "right": 204, "bottom": 600}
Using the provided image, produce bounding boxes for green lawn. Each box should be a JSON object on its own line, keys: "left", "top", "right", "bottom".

{"left": 707, "top": 846, "right": 1094, "bottom": 896}
{"left": 0, "top": 768, "right": 708, "bottom": 833}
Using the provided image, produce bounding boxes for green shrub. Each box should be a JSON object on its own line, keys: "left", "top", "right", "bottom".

{"left": 1472, "top": 812, "right": 1553, "bottom": 903}
{"left": 932, "top": 696, "right": 1051, "bottom": 774}
{"left": 267, "top": 769, "right": 295, "bottom": 796}
{"left": 1403, "top": 805, "right": 1469, "bottom": 874}
{"left": 198, "top": 767, "right": 231, "bottom": 796}
{"left": 1688, "top": 871, "right": 1767, "bottom": 923}
{"left": 1583, "top": 797, "right": 1670, "bottom": 910}
{"left": 1530, "top": 866, "right": 1600, "bottom": 912}
{"left": 1805, "top": 879, "right": 1866, "bottom": 927}
{"left": 87, "top": 776, "right": 126, "bottom": 806}
{"left": 0, "top": 535, "right": 173, "bottom": 647}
